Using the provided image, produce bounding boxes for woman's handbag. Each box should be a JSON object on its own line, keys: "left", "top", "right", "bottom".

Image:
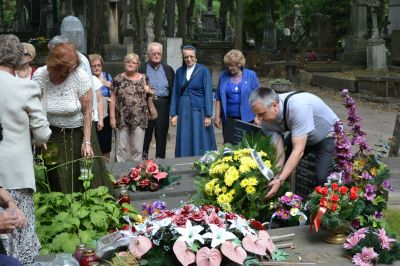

{"left": 142, "top": 75, "right": 158, "bottom": 120}
{"left": 147, "top": 95, "right": 158, "bottom": 120}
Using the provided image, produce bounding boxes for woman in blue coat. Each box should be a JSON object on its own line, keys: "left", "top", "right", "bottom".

{"left": 170, "top": 45, "right": 216, "bottom": 157}
{"left": 214, "top": 49, "right": 260, "bottom": 143}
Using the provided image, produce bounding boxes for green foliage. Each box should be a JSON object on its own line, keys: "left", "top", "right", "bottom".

{"left": 34, "top": 186, "right": 138, "bottom": 254}
{"left": 383, "top": 209, "right": 400, "bottom": 237}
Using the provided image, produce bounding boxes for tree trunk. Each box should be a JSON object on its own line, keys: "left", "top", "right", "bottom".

{"left": 86, "top": 0, "right": 104, "bottom": 53}
{"left": 185, "top": 0, "right": 195, "bottom": 38}
{"left": 176, "top": 0, "right": 186, "bottom": 39}
{"left": 234, "top": 0, "right": 244, "bottom": 49}
{"left": 16, "top": 0, "right": 26, "bottom": 31}
{"left": 134, "top": 0, "right": 144, "bottom": 49}
{"left": 0, "top": 0, "right": 4, "bottom": 29}
{"left": 166, "top": 0, "right": 175, "bottom": 37}
{"left": 154, "top": 0, "right": 164, "bottom": 42}
{"left": 219, "top": 0, "right": 228, "bottom": 41}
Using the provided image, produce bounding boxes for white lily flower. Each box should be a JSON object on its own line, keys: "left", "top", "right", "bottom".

{"left": 150, "top": 218, "right": 172, "bottom": 236}
{"left": 175, "top": 220, "right": 205, "bottom": 246}
{"left": 134, "top": 223, "right": 147, "bottom": 234}
{"left": 229, "top": 217, "right": 256, "bottom": 236}
{"left": 203, "top": 224, "right": 237, "bottom": 248}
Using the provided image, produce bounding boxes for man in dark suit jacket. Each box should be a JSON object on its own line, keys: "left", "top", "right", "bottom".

{"left": 139, "top": 42, "right": 175, "bottom": 159}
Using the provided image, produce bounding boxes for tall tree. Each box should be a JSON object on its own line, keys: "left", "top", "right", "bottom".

{"left": 166, "top": 0, "right": 175, "bottom": 37}
{"left": 154, "top": 0, "right": 164, "bottom": 41}
{"left": 186, "top": 0, "right": 195, "bottom": 39}
{"left": 16, "top": 0, "right": 26, "bottom": 31}
{"left": 0, "top": 0, "right": 4, "bottom": 29}
{"left": 234, "top": 0, "right": 244, "bottom": 49}
{"left": 134, "top": 0, "right": 144, "bottom": 48}
{"left": 86, "top": 0, "right": 104, "bottom": 53}
{"left": 219, "top": 0, "right": 229, "bottom": 41}
{"left": 176, "top": 0, "right": 186, "bottom": 38}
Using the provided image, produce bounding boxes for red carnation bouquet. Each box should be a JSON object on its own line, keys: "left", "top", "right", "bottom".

{"left": 113, "top": 160, "right": 181, "bottom": 192}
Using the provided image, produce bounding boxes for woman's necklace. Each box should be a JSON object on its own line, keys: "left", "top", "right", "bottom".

{"left": 230, "top": 73, "right": 242, "bottom": 91}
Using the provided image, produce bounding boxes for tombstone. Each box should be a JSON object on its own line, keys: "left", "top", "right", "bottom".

{"left": 262, "top": 0, "right": 276, "bottom": 51}
{"left": 366, "top": 1, "right": 387, "bottom": 70}
{"left": 198, "top": 0, "right": 221, "bottom": 41}
{"left": 392, "top": 30, "right": 400, "bottom": 65}
{"left": 342, "top": 0, "right": 368, "bottom": 66}
{"left": 294, "top": 152, "right": 317, "bottom": 199}
{"left": 388, "top": 0, "right": 400, "bottom": 35}
{"left": 102, "top": 0, "right": 126, "bottom": 61}
{"left": 145, "top": 11, "right": 155, "bottom": 44}
{"left": 389, "top": 113, "right": 400, "bottom": 157}
{"left": 309, "top": 14, "right": 335, "bottom": 60}
{"left": 166, "top": 38, "right": 183, "bottom": 71}
{"left": 223, "top": 118, "right": 261, "bottom": 145}
{"left": 293, "top": 4, "right": 304, "bottom": 43}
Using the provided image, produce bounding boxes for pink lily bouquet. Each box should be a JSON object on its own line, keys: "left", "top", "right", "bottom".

{"left": 113, "top": 159, "right": 180, "bottom": 192}
{"left": 127, "top": 204, "right": 288, "bottom": 265}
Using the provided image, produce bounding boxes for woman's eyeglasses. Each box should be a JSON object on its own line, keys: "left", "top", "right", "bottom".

{"left": 24, "top": 52, "right": 31, "bottom": 57}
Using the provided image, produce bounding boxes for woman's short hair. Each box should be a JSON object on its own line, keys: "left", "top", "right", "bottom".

{"left": 224, "top": 49, "right": 246, "bottom": 67}
{"left": 88, "top": 53, "right": 104, "bottom": 66}
{"left": 124, "top": 53, "right": 140, "bottom": 64}
{"left": 21, "top": 42, "right": 36, "bottom": 60}
{"left": 0, "top": 34, "right": 23, "bottom": 68}
{"left": 47, "top": 43, "right": 80, "bottom": 72}
{"left": 249, "top": 87, "right": 280, "bottom": 108}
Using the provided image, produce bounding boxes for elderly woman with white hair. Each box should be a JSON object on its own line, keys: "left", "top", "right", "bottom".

{"left": 110, "top": 53, "right": 153, "bottom": 161}
{"left": 15, "top": 42, "right": 37, "bottom": 79}
{"left": 0, "top": 34, "right": 51, "bottom": 265}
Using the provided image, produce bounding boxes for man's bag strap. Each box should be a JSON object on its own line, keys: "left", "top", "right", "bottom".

{"left": 283, "top": 91, "right": 304, "bottom": 131}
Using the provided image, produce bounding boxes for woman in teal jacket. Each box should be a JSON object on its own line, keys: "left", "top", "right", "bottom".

{"left": 214, "top": 49, "right": 260, "bottom": 143}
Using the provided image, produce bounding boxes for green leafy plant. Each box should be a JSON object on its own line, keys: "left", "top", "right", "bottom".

{"left": 34, "top": 158, "right": 139, "bottom": 255}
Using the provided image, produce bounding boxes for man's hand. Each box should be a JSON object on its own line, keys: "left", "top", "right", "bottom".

{"left": 97, "top": 118, "right": 104, "bottom": 131}
{"left": 264, "top": 179, "right": 281, "bottom": 201}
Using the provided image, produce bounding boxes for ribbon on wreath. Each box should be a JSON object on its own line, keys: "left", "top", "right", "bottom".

{"left": 310, "top": 196, "right": 329, "bottom": 232}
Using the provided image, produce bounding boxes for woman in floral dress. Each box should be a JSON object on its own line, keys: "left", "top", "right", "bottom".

{"left": 110, "top": 53, "right": 153, "bottom": 162}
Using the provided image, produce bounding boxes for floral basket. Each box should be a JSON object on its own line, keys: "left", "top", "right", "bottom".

{"left": 193, "top": 133, "right": 284, "bottom": 220}
{"left": 113, "top": 160, "right": 181, "bottom": 192}
{"left": 268, "top": 192, "right": 307, "bottom": 229}
{"left": 120, "top": 204, "right": 288, "bottom": 265}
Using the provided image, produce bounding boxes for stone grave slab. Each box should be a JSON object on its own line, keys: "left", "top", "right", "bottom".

{"left": 294, "top": 152, "right": 317, "bottom": 199}
{"left": 107, "top": 157, "right": 199, "bottom": 210}
{"left": 166, "top": 37, "right": 182, "bottom": 71}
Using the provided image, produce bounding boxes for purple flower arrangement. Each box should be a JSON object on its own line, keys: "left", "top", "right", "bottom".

{"left": 344, "top": 227, "right": 400, "bottom": 265}
{"left": 270, "top": 192, "right": 306, "bottom": 228}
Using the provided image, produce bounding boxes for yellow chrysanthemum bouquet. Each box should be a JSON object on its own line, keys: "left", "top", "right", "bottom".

{"left": 193, "top": 133, "right": 281, "bottom": 219}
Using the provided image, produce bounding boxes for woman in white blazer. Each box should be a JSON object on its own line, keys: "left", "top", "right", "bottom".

{"left": 0, "top": 34, "right": 51, "bottom": 265}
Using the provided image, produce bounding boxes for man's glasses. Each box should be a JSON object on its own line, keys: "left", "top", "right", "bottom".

{"left": 150, "top": 52, "right": 162, "bottom": 56}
